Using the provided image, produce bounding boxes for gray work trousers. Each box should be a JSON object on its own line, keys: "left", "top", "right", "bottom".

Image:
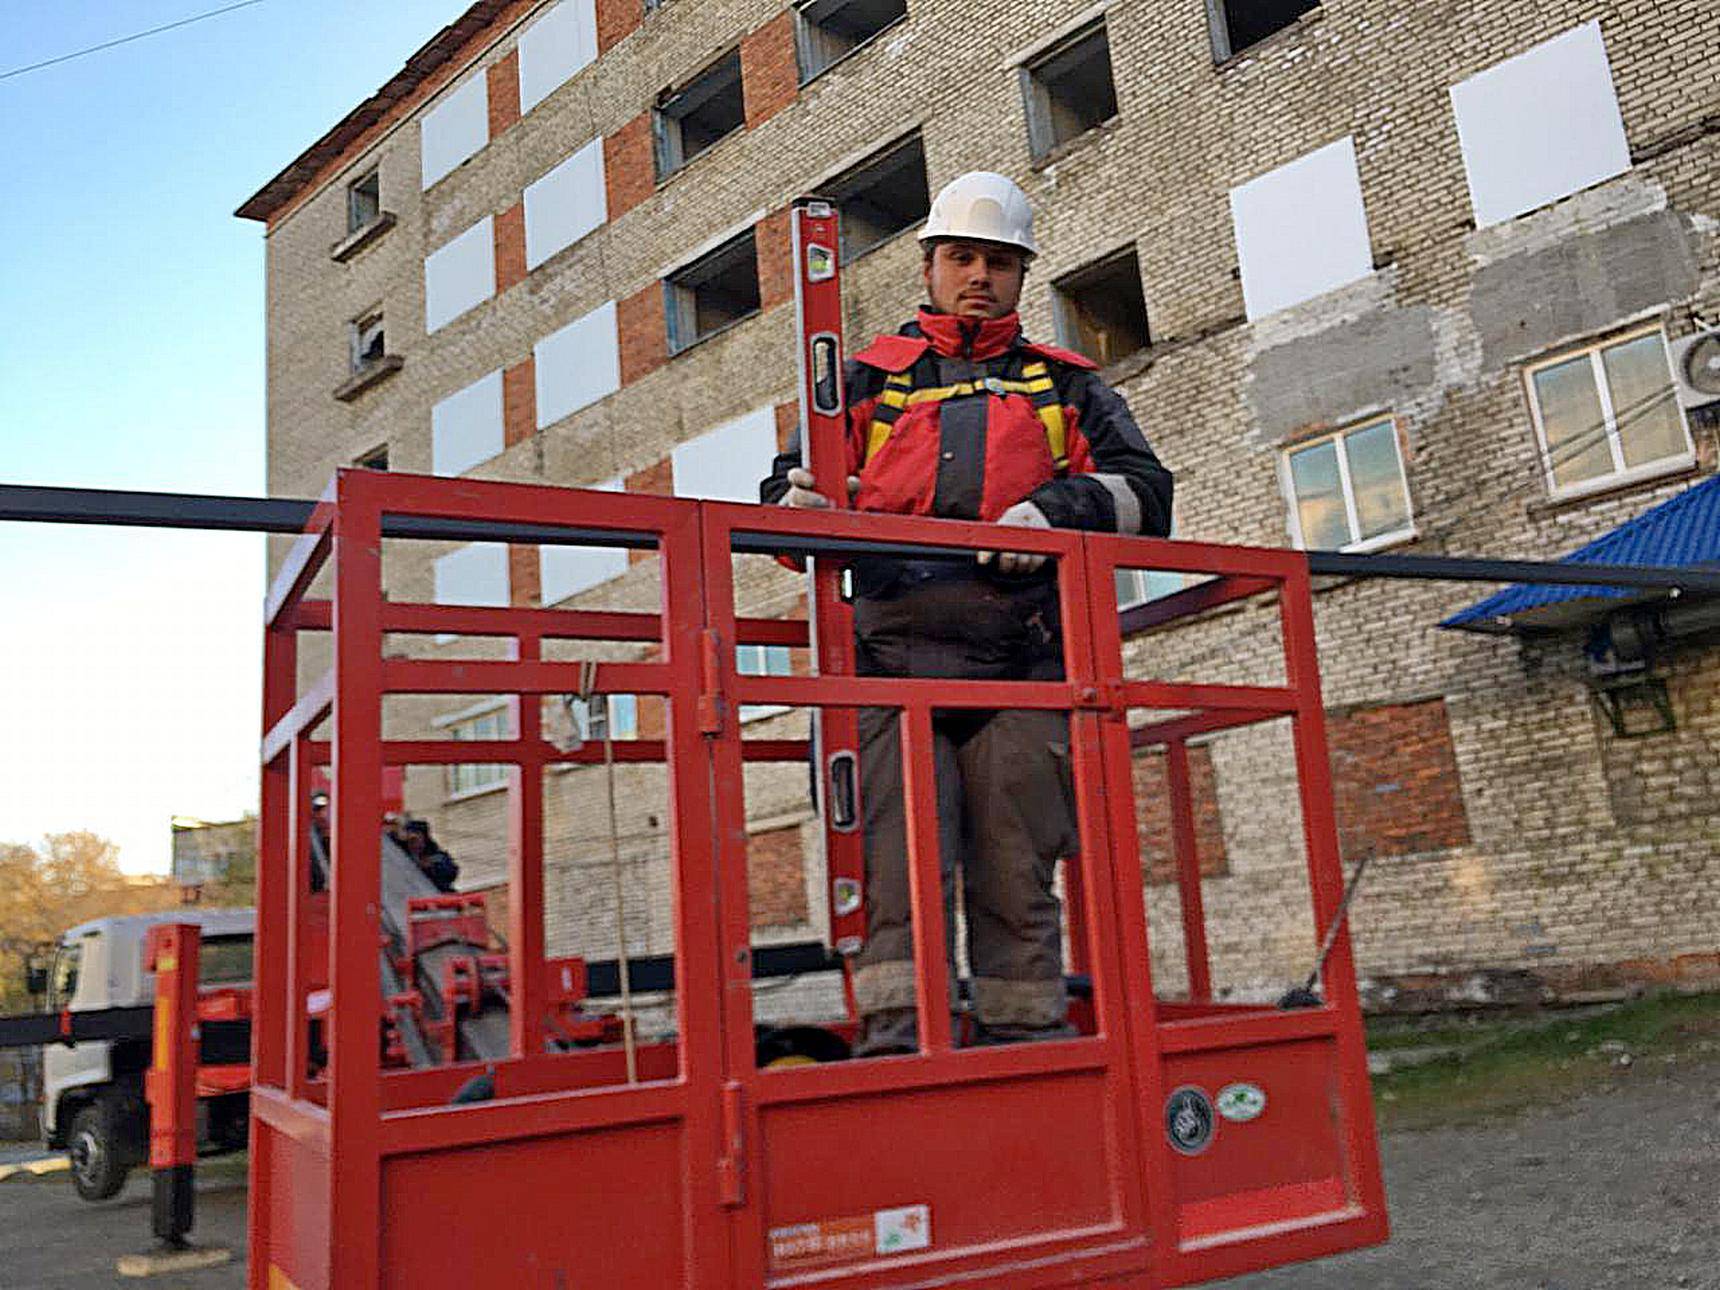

{"left": 850, "top": 704, "right": 1077, "bottom": 1036}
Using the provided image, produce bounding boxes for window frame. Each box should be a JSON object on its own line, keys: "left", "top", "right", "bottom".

{"left": 1018, "top": 15, "right": 1119, "bottom": 163}
{"left": 349, "top": 309, "right": 386, "bottom": 373}
{"left": 347, "top": 168, "right": 381, "bottom": 234}
{"left": 567, "top": 692, "right": 639, "bottom": 744}
{"left": 1522, "top": 324, "right": 1696, "bottom": 503}
{"left": 1051, "top": 244, "right": 1151, "bottom": 368}
{"left": 438, "top": 702, "right": 514, "bottom": 800}
{"left": 817, "top": 131, "right": 929, "bottom": 264}
{"left": 794, "top": 0, "right": 909, "bottom": 86}
{"left": 1205, "top": 0, "right": 1319, "bottom": 64}
{"left": 1279, "top": 414, "right": 1417, "bottom": 554}
{"left": 653, "top": 49, "right": 745, "bottom": 181}
{"left": 663, "top": 229, "right": 762, "bottom": 355}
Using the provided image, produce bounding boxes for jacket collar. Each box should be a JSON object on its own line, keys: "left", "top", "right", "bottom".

{"left": 914, "top": 307, "right": 1022, "bottom": 362}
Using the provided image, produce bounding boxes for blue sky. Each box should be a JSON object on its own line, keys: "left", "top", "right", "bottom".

{"left": 0, "top": 1, "right": 468, "bottom": 871}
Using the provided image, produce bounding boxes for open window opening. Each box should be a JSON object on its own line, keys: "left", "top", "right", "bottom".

{"left": 821, "top": 132, "right": 929, "bottom": 263}
{"left": 1021, "top": 18, "right": 1118, "bottom": 161}
{"left": 1053, "top": 246, "right": 1150, "bottom": 368}
{"left": 348, "top": 169, "right": 381, "bottom": 233}
{"left": 350, "top": 310, "right": 386, "bottom": 372}
{"left": 355, "top": 443, "right": 390, "bottom": 471}
{"left": 1208, "top": 0, "right": 1318, "bottom": 61}
{"left": 795, "top": 0, "right": 907, "bottom": 83}
{"left": 654, "top": 50, "right": 745, "bottom": 180}
{"left": 664, "top": 230, "right": 761, "bottom": 353}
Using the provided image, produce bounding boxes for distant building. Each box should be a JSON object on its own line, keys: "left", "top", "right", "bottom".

{"left": 171, "top": 816, "right": 257, "bottom": 894}
{"left": 241, "top": 1, "right": 1718, "bottom": 1009}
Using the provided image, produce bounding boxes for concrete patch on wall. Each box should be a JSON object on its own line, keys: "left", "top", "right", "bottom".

{"left": 1471, "top": 209, "right": 1701, "bottom": 371}
{"left": 1246, "top": 295, "right": 1441, "bottom": 442}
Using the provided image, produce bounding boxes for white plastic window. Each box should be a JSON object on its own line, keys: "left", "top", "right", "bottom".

{"left": 1525, "top": 328, "right": 1692, "bottom": 499}
{"left": 431, "top": 370, "right": 505, "bottom": 477}
{"left": 569, "top": 693, "right": 638, "bottom": 742}
{"left": 1229, "top": 137, "right": 1373, "bottom": 321}
{"left": 1282, "top": 417, "right": 1415, "bottom": 552}
{"left": 737, "top": 643, "right": 793, "bottom": 722}
{"left": 420, "top": 75, "right": 489, "bottom": 189}
{"left": 534, "top": 300, "right": 621, "bottom": 427}
{"left": 424, "top": 218, "right": 496, "bottom": 333}
{"left": 444, "top": 705, "right": 511, "bottom": 797}
{"left": 433, "top": 543, "right": 511, "bottom": 607}
{"left": 671, "top": 407, "right": 778, "bottom": 503}
{"left": 519, "top": 0, "right": 598, "bottom": 115}
{"left": 1449, "top": 22, "right": 1631, "bottom": 229}
{"left": 525, "top": 137, "right": 608, "bottom": 270}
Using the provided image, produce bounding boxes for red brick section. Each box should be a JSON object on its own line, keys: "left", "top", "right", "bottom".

{"left": 1134, "top": 747, "right": 1227, "bottom": 885}
{"left": 741, "top": 12, "right": 799, "bottom": 128}
{"left": 508, "top": 544, "right": 541, "bottom": 608}
{"left": 774, "top": 400, "right": 799, "bottom": 452}
{"left": 625, "top": 459, "right": 673, "bottom": 564}
{"left": 1326, "top": 697, "right": 1471, "bottom": 862}
{"left": 748, "top": 825, "right": 809, "bottom": 928}
{"left": 636, "top": 647, "right": 666, "bottom": 739}
{"left": 604, "top": 112, "right": 655, "bottom": 221}
{"left": 486, "top": 49, "right": 521, "bottom": 138}
{"left": 594, "top": 0, "right": 640, "bottom": 54}
{"left": 494, "top": 202, "right": 527, "bottom": 292}
{"left": 503, "top": 357, "right": 536, "bottom": 447}
{"left": 617, "top": 282, "right": 668, "bottom": 385}
{"left": 755, "top": 207, "right": 795, "bottom": 312}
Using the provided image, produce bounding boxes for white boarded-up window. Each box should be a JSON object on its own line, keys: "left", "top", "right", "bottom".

{"left": 540, "top": 479, "right": 627, "bottom": 604}
{"left": 432, "top": 371, "right": 505, "bottom": 477}
{"left": 1449, "top": 22, "right": 1630, "bottom": 229}
{"left": 425, "top": 218, "right": 496, "bottom": 333}
{"left": 525, "top": 138, "right": 608, "bottom": 270}
{"left": 519, "top": 0, "right": 598, "bottom": 115}
{"left": 672, "top": 407, "right": 778, "bottom": 503}
{"left": 420, "top": 75, "right": 489, "bottom": 189}
{"left": 535, "top": 300, "right": 620, "bottom": 427}
{"left": 1229, "top": 137, "right": 1373, "bottom": 322}
{"left": 433, "top": 543, "right": 510, "bottom": 607}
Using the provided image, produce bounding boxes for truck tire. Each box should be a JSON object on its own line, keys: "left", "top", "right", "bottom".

{"left": 68, "top": 1099, "right": 131, "bottom": 1201}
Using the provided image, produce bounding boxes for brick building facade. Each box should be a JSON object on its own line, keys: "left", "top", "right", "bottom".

{"left": 241, "top": 0, "right": 1719, "bottom": 1013}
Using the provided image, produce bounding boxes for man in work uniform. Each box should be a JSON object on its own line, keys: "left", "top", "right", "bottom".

{"left": 761, "top": 172, "right": 1173, "bottom": 1053}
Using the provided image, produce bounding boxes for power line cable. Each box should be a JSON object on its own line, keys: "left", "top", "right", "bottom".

{"left": 0, "top": 0, "right": 267, "bottom": 83}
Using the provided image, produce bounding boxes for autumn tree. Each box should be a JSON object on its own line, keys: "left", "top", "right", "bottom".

{"left": 0, "top": 833, "right": 180, "bottom": 1012}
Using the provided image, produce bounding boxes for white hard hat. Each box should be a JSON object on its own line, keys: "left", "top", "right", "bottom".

{"left": 919, "top": 171, "right": 1038, "bottom": 258}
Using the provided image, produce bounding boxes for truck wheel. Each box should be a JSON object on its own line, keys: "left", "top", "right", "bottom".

{"left": 68, "top": 1100, "right": 130, "bottom": 1201}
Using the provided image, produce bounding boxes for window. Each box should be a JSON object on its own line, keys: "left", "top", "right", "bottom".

{"left": 821, "top": 132, "right": 929, "bottom": 263}
{"left": 569, "top": 693, "right": 639, "bottom": 743}
{"left": 420, "top": 74, "right": 489, "bottom": 189}
{"left": 1282, "top": 416, "right": 1414, "bottom": 552}
{"left": 672, "top": 408, "right": 778, "bottom": 502}
{"left": 1525, "top": 328, "right": 1693, "bottom": 497}
{"left": 50, "top": 938, "right": 86, "bottom": 1009}
{"left": 1207, "top": 0, "right": 1317, "bottom": 61}
{"left": 795, "top": 0, "right": 906, "bottom": 83}
{"left": 433, "top": 370, "right": 505, "bottom": 477}
{"left": 1229, "top": 137, "right": 1373, "bottom": 321}
{"left": 424, "top": 217, "right": 497, "bottom": 333}
{"left": 1054, "top": 247, "right": 1150, "bottom": 367}
{"left": 535, "top": 300, "right": 621, "bottom": 426}
{"left": 664, "top": 231, "right": 760, "bottom": 353}
{"left": 737, "top": 643, "right": 793, "bottom": 722}
{"left": 1020, "top": 18, "right": 1118, "bottom": 161}
{"left": 355, "top": 443, "right": 390, "bottom": 471}
{"left": 1449, "top": 22, "right": 1630, "bottom": 228}
{"left": 199, "top": 935, "right": 255, "bottom": 986}
{"left": 654, "top": 50, "right": 745, "bottom": 179}
{"left": 350, "top": 310, "right": 386, "bottom": 372}
{"left": 348, "top": 169, "right": 381, "bottom": 233}
{"left": 446, "top": 707, "right": 511, "bottom": 797}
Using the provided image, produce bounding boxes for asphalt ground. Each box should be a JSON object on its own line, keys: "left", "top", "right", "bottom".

{"left": 0, "top": 1046, "right": 1714, "bottom": 1288}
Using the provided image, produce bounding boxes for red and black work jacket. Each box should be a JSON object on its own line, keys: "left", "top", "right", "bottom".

{"left": 764, "top": 307, "right": 1171, "bottom": 541}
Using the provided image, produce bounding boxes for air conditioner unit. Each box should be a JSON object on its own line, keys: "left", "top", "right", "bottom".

{"left": 1668, "top": 328, "right": 1720, "bottom": 410}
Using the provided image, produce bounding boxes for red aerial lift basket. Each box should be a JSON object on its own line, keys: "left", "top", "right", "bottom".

{"left": 249, "top": 467, "right": 1386, "bottom": 1288}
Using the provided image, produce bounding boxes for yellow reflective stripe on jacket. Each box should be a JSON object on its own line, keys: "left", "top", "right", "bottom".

{"left": 864, "top": 359, "right": 1069, "bottom": 469}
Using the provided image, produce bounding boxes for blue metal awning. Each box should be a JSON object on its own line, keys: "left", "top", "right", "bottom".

{"left": 1441, "top": 473, "right": 1720, "bottom": 633}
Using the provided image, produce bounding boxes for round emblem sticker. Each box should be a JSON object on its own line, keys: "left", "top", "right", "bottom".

{"left": 1164, "top": 1086, "right": 1215, "bottom": 1155}
{"left": 1216, "top": 1082, "right": 1267, "bottom": 1123}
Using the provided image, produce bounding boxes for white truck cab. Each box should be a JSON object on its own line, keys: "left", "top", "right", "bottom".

{"left": 43, "top": 908, "right": 254, "bottom": 1200}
